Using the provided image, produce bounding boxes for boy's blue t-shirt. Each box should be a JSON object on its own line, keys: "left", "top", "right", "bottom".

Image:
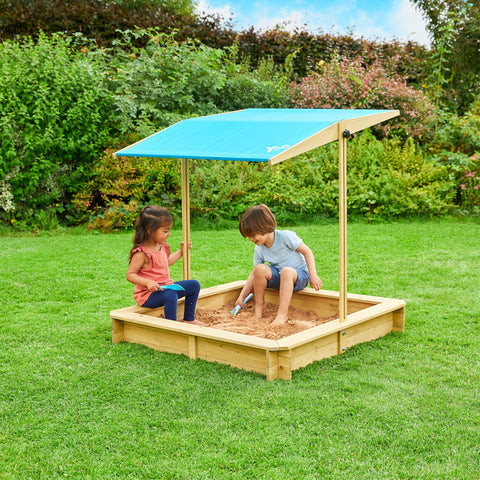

{"left": 253, "top": 229, "right": 308, "bottom": 272}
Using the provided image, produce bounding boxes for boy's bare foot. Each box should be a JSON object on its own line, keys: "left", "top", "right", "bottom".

{"left": 270, "top": 312, "right": 288, "bottom": 326}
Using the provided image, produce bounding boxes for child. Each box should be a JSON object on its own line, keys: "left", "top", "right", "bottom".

{"left": 235, "top": 204, "right": 322, "bottom": 326}
{"left": 126, "top": 205, "right": 203, "bottom": 325}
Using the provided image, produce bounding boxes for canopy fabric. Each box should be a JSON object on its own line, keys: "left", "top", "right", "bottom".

{"left": 115, "top": 108, "right": 399, "bottom": 165}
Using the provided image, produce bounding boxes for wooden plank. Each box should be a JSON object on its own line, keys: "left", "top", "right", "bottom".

{"left": 123, "top": 323, "right": 190, "bottom": 355}
{"left": 343, "top": 110, "right": 400, "bottom": 135}
{"left": 267, "top": 111, "right": 399, "bottom": 166}
{"left": 112, "top": 318, "right": 124, "bottom": 344}
{"left": 276, "top": 351, "right": 293, "bottom": 380}
{"left": 342, "top": 313, "right": 394, "bottom": 349}
{"left": 196, "top": 337, "right": 268, "bottom": 375}
{"left": 393, "top": 306, "right": 405, "bottom": 332}
{"left": 289, "top": 332, "right": 339, "bottom": 371}
{"left": 338, "top": 121, "right": 348, "bottom": 323}
{"left": 112, "top": 309, "right": 279, "bottom": 350}
{"left": 189, "top": 335, "right": 198, "bottom": 359}
{"left": 181, "top": 158, "right": 191, "bottom": 280}
{"left": 265, "top": 351, "right": 279, "bottom": 381}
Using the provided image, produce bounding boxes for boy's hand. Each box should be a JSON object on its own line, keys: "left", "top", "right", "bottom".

{"left": 234, "top": 296, "right": 243, "bottom": 307}
{"left": 309, "top": 274, "right": 322, "bottom": 291}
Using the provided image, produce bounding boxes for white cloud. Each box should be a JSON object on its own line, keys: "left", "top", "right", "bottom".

{"left": 387, "top": 0, "right": 431, "bottom": 45}
{"left": 194, "top": 0, "right": 233, "bottom": 23}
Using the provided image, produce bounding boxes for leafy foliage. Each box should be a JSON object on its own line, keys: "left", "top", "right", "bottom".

{"left": 457, "top": 155, "right": 480, "bottom": 211}
{"left": 212, "top": 45, "right": 291, "bottom": 111}
{"left": 72, "top": 150, "right": 181, "bottom": 222}
{"left": 0, "top": 0, "right": 195, "bottom": 45}
{"left": 109, "top": 31, "right": 228, "bottom": 134}
{"left": 412, "top": 0, "right": 480, "bottom": 113}
{"left": 290, "top": 57, "right": 435, "bottom": 141}
{"left": 0, "top": 32, "right": 115, "bottom": 222}
{"left": 0, "top": 0, "right": 431, "bottom": 88}
{"left": 231, "top": 27, "right": 431, "bottom": 87}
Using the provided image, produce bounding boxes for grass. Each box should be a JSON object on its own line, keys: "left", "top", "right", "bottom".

{"left": 1, "top": 217, "right": 479, "bottom": 479}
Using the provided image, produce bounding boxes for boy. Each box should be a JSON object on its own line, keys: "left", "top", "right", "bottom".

{"left": 235, "top": 204, "right": 322, "bottom": 325}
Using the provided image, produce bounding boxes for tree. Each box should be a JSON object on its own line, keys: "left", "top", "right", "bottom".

{"left": 412, "top": 0, "right": 480, "bottom": 113}
{"left": 0, "top": 0, "right": 195, "bottom": 44}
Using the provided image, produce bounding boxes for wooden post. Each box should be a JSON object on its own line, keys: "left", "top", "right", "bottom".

{"left": 338, "top": 123, "right": 348, "bottom": 322}
{"left": 181, "top": 158, "right": 191, "bottom": 280}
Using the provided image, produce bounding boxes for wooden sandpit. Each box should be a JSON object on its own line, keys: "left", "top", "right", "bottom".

{"left": 110, "top": 281, "right": 405, "bottom": 380}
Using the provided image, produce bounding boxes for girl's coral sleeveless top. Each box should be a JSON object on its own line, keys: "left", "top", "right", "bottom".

{"left": 131, "top": 244, "right": 173, "bottom": 306}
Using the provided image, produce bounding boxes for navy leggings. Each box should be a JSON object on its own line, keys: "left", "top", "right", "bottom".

{"left": 141, "top": 279, "right": 201, "bottom": 321}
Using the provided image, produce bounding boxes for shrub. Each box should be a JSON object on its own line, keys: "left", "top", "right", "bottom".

{"left": 213, "top": 51, "right": 291, "bottom": 111}
{"left": 72, "top": 150, "right": 181, "bottom": 222}
{"left": 0, "top": 32, "right": 115, "bottom": 223}
{"left": 188, "top": 131, "right": 454, "bottom": 221}
{"left": 430, "top": 96, "right": 480, "bottom": 159}
{"left": 0, "top": 0, "right": 195, "bottom": 45}
{"left": 290, "top": 57, "right": 435, "bottom": 142}
{"left": 457, "top": 155, "right": 480, "bottom": 211}
{"left": 109, "top": 31, "right": 227, "bottom": 134}
{"left": 86, "top": 199, "right": 141, "bottom": 233}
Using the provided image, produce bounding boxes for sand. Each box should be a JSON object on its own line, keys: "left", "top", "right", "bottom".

{"left": 193, "top": 301, "right": 337, "bottom": 340}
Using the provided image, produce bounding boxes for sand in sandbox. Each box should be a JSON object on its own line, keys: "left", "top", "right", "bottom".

{"left": 194, "top": 301, "right": 338, "bottom": 340}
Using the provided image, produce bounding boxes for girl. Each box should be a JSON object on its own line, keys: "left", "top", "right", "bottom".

{"left": 235, "top": 204, "right": 322, "bottom": 326}
{"left": 126, "top": 205, "right": 203, "bottom": 325}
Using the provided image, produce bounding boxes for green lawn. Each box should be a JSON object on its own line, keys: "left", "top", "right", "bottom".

{"left": 1, "top": 218, "right": 479, "bottom": 479}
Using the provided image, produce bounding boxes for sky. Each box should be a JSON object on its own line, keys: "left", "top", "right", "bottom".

{"left": 194, "top": 0, "right": 431, "bottom": 46}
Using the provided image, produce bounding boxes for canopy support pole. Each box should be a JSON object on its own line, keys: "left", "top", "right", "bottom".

{"left": 338, "top": 123, "right": 349, "bottom": 322}
{"left": 181, "top": 158, "right": 191, "bottom": 280}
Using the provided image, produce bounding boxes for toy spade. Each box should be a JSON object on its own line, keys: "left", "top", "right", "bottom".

{"left": 159, "top": 284, "right": 185, "bottom": 291}
{"left": 230, "top": 293, "right": 253, "bottom": 316}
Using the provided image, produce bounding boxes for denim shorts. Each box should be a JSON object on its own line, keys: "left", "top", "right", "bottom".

{"left": 266, "top": 265, "right": 309, "bottom": 292}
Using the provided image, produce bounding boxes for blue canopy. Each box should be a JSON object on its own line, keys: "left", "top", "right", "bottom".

{"left": 115, "top": 108, "right": 399, "bottom": 165}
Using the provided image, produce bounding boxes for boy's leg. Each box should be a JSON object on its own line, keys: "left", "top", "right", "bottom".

{"left": 271, "top": 267, "right": 297, "bottom": 326}
{"left": 176, "top": 279, "right": 201, "bottom": 322}
{"left": 252, "top": 264, "right": 272, "bottom": 317}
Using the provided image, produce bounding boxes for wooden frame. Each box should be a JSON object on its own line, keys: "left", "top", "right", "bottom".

{"left": 111, "top": 281, "right": 405, "bottom": 381}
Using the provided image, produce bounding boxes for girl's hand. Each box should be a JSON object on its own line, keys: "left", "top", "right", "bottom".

{"left": 180, "top": 240, "right": 193, "bottom": 250}
{"left": 146, "top": 280, "right": 161, "bottom": 292}
{"left": 309, "top": 274, "right": 322, "bottom": 291}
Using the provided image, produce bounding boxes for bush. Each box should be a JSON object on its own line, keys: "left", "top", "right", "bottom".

{"left": 457, "top": 155, "right": 480, "bottom": 211}
{"left": 212, "top": 50, "right": 291, "bottom": 111}
{"left": 0, "top": 32, "right": 115, "bottom": 223}
{"left": 233, "top": 27, "right": 430, "bottom": 87}
{"left": 0, "top": 0, "right": 195, "bottom": 45}
{"left": 109, "top": 31, "right": 227, "bottom": 135}
{"left": 188, "top": 131, "right": 454, "bottom": 222}
{"left": 430, "top": 96, "right": 480, "bottom": 159}
{"left": 72, "top": 150, "right": 181, "bottom": 222}
{"left": 290, "top": 57, "right": 435, "bottom": 142}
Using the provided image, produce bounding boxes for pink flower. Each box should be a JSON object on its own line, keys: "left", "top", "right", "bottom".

{"left": 465, "top": 172, "right": 476, "bottom": 177}
{"left": 474, "top": 185, "right": 480, "bottom": 190}
{"left": 460, "top": 184, "right": 467, "bottom": 190}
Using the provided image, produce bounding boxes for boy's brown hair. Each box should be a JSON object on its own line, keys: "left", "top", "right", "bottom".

{"left": 239, "top": 204, "right": 277, "bottom": 237}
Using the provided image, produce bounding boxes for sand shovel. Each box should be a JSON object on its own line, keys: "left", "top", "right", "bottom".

{"left": 230, "top": 293, "right": 253, "bottom": 316}
{"left": 158, "top": 284, "right": 185, "bottom": 291}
